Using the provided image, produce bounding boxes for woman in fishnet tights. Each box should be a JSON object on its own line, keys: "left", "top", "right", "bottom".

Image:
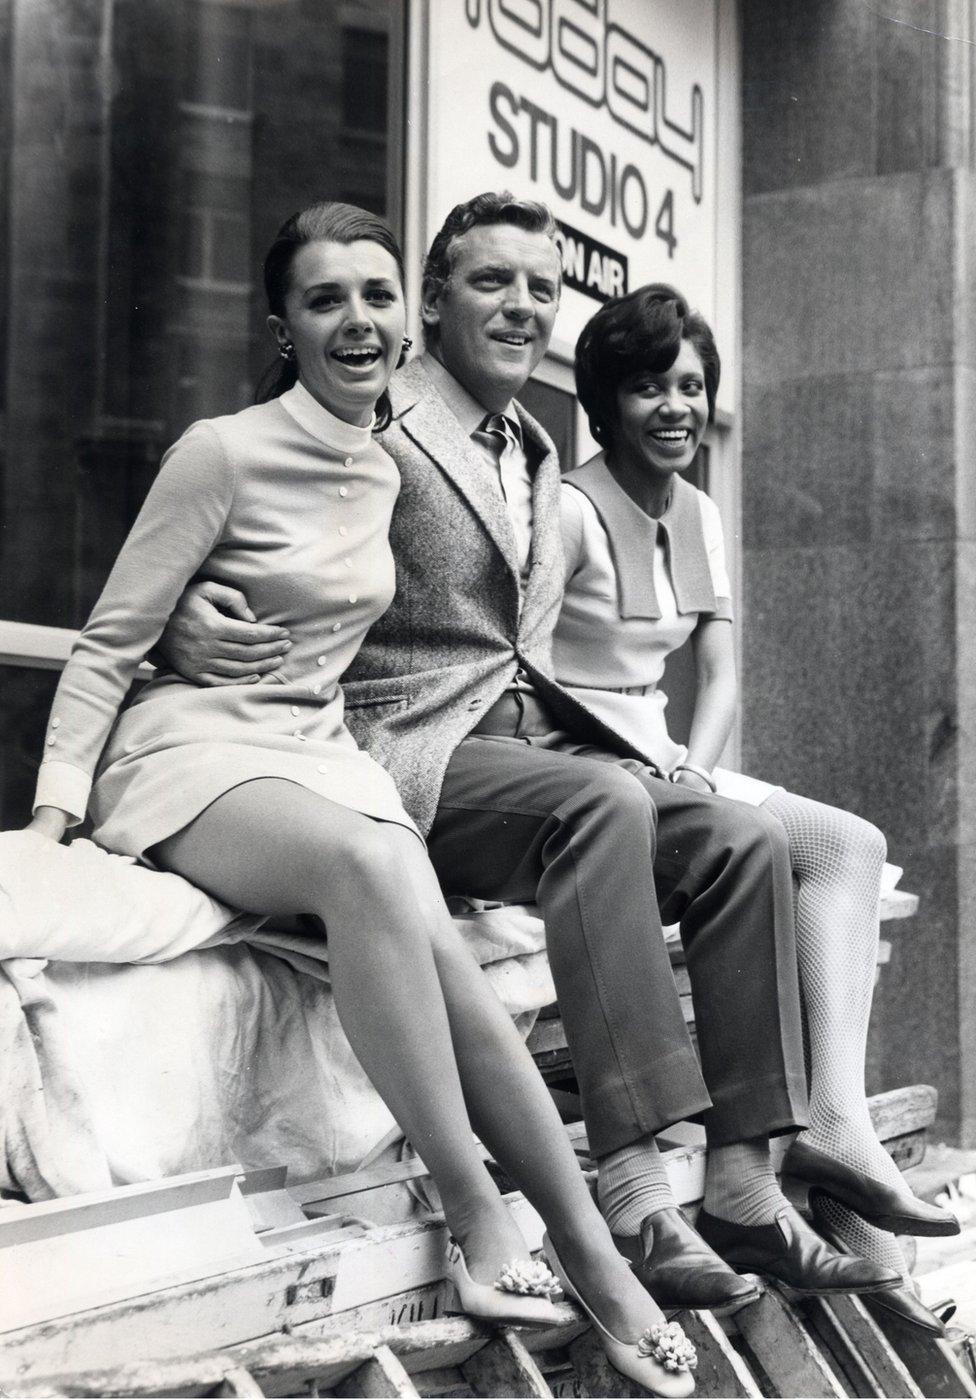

{"left": 551, "top": 282, "right": 958, "bottom": 1326}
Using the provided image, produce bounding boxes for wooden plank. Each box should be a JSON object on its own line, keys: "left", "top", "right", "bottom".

{"left": 214, "top": 1365, "right": 267, "bottom": 1397}
{"left": 818, "top": 1295, "right": 923, "bottom": 1398}
{"left": 732, "top": 1289, "right": 847, "bottom": 1398}
{"left": 566, "top": 1328, "right": 650, "bottom": 1398}
{"left": 880, "top": 888, "right": 919, "bottom": 920}
{"left": 229, "top": 1313, "right": 583, "bottom": 1396}
{"left": 333, "top": 1346, "right": 421, "bottom": 1398}
{"left": 460, "top": 1329, "right": 553, "bottom": 1397}
{"left": 676, "top": 1309, "right": 762, "bottom": 1398}
{"left": 868, "top": 1085, "right": 938, "bottom": 1142}
{"left": 13, "top": 1353, "right": 245, "bottom": 1398}
{"left": 798, "top": 1296, "right": 888, "bottom": 1397}
{"left": 863, "top": 1294, "right": 976, "bottom": 1399}
{"left": 1, "top": 1169, "right": 266, "bottom": 1334}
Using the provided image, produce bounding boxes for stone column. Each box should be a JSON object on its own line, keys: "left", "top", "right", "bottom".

{"left": 739, "top": 0, "right": 976, "bottom": 1142}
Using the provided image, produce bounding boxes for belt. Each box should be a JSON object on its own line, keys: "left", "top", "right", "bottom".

{"left": 471, "top": 689, "right": 557, "bottom": 738}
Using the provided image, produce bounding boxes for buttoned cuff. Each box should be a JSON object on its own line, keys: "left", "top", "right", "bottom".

{"left": 34, "top": 760, "right": 92, "bottom": 827}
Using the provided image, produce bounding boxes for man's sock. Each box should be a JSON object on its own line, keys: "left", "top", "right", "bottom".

{"left": 704, "top": 1137, "right": 788, "bottom": 1226}
{"left": 597, "top": 1133, "right": 677, "bottom": 1237}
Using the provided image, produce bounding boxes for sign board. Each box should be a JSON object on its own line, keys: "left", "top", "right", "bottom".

{"left": 424, "top": 0, "right": 732, "bottom": 388}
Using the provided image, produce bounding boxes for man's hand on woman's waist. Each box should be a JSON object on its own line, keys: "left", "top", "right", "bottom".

{"left": 157, "top": 580, "right": 291, "bottom": 686}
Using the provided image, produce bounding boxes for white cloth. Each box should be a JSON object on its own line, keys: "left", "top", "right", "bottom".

{"left": 0, "top": 834, "right": 555, "bottom": 1200}
{"left": 0, "top": 831, "right": 259, "bottom": 964}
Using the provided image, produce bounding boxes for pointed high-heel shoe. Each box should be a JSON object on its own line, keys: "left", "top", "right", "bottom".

{"left": 808, "top": 1189, "right": 951, "bottom": 1336}
{"left": 543, "top": 1233, "right": 696, "bottom": 1398}
{"left": 786, "top": 1140, "right": 961, "bottom": 1237}
{"left": 443, "top": 1237, "right": 563, "bottom": 1326}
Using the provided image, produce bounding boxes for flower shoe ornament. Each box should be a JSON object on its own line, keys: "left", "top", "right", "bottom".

{"left": 638, "top": 1321, "right": 699, "bottom": 1374}
{"left": 444, "top": 1237, "right": 562, "bottom": 1326}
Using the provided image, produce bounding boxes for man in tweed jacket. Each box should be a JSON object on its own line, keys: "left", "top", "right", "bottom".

{"left": 161, "top": 195, "right": 889, "bottom": 1305}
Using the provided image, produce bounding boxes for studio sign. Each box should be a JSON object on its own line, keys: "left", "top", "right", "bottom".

{"left": 466, "top": 0, "right": 705, "bottom": 229}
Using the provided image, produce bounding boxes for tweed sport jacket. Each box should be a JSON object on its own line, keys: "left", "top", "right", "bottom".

{"left": 341, "top": 358, "right": 656, "bottom": 835}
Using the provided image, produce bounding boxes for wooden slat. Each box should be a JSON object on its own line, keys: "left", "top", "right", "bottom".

{"left": 213, "top": 1365, "right": 266, "bottom": 1397}
{"left": 862, "top": 1294, "right": 976, "bottom": 1399}
{"left": 13, "top": 1353, "right": 249, "bottom": 1398}
{"left": 676, "top": 1309, "right": 762, "bottom": 1397}
{"left": 818, "top": 1295, "right": 924, "bottom": 1398}
{"left": 460, "top": 1329, "right": 553, "bottom": 1397}
{"left": 333, "top": 1346, "right": 420, "bottom": 1398}
{"left": 566, "top": 1328, "right": 651, "bottom": 1398}
{"left": 732, "top": 1290, "right": 847, "bottom": 1398}
{"left": 798, "top": 1295, "right": 889, "bottom": 1397}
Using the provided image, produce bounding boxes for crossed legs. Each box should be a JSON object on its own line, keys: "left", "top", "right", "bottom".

{"left": 152, "top": 777, "right": 667, "bottom": 1339}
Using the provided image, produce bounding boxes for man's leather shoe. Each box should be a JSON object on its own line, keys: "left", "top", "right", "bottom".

{"left": 695, "top": 1205, "right": 902, "bottom": 1296}
{"left": 785, "top": 1140, "right": 960, "bottom": 1237}
{"left": 613, "top": 1208, "right": 762, "bottom": 1314}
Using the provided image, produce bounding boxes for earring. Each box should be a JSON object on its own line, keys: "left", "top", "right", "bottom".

{"left": 402, "top": 336, "right": 414, "bottom": 353}
{"left": 279, "top": 341, "right": 295, "bottom": 361}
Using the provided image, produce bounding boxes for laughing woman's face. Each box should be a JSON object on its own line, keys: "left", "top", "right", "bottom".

{"left": 268, "top": 238, "right": 405, "bottom": 427}
{"left": 613, "top": 338, "right": 709, "bottom": 479}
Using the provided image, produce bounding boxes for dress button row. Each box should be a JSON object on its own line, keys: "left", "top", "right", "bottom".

{"left": 312, "top": 683, "right": 322, "bottom": 695}
{"left": 338, "top": 486, "right": 349, "bottom": 498}
{"left": 348, "top": 594, "right": 358, "bottom": 605}
{"left": 344, "top": 456, "right": 354, "bottom": 467}
{"left": 331, "top": 622, "right": 341, "bottom": 633}
{"left": 46, "top": 734, "right": 57, "bottom": 746}
{"left": 51, "top": 717, "right": 61, "bottom": 729}
{"left": 294, "top": 732, "right": 306, "bottom": 742}
{"left": 339, "top": 526, "right": 349, "bottom": 537}
{"left": 317, "top": 763, "right": 328, "bottom": 774}
{"left": 317, "top": 655, "right": 327, "bottom": 666}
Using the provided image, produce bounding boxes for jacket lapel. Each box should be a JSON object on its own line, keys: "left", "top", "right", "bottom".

{"left": 389, "top": 361, "right": 521, "bottom": 580}
{"left": 516, "top": 403, "right": 563, "bottom": 633}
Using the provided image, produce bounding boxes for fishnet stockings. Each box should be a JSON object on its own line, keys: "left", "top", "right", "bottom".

{"left": 763, "top": 789, "right": 910, "bottom": 1278}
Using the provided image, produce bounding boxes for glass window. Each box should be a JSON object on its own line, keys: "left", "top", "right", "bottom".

{"left": 0, "top": 0, "right": 397, "bottom": 632}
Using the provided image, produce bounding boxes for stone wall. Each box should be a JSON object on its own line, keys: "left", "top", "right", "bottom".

{"left": 740, "top": 0, "right": 976, "bottom": 1142}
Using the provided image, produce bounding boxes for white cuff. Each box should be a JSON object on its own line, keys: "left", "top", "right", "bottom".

{"left": 34, "top": 760, "right": 92, "bottom": 827}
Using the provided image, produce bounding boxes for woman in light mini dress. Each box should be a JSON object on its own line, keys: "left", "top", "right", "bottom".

{"left": 17, "top": 205, "right": 697, "bottom": 1396}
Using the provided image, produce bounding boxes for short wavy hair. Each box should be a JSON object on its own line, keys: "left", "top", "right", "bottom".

{"left": 575, "top": 283, "right": 721, "bottom": 448}
{"left": 421, "top": 192, "right": 558, "bottom": 345}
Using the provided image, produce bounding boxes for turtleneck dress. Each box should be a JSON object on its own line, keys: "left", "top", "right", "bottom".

{"left": 33, "top": 382, "right": 419, "bottom": 858}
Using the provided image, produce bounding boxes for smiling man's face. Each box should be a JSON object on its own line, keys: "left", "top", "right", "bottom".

{"left": 422, "top": 222, "right": 561, "bottom": 412}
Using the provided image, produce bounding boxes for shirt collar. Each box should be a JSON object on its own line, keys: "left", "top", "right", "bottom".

{"left": 278, "top": 380, "right": 375, "bottom": 454}
{"left": 420, "top": 351, "right": 520, "bottom": 441}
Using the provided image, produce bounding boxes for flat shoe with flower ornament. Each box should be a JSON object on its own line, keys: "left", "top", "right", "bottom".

{"left": 443, "top": 1237, "right": 563, "bottom": 1326}
{"left": 542, "top": 1233, "right": 696, "bottom": 1398}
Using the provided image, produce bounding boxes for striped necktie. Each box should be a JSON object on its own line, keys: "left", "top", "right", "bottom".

{"left": 472, "top": 412, "right": 522, "bottom": 462}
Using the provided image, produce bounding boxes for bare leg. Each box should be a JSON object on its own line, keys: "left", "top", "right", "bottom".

{"left": 155, "top": 780, "right": 666, "bottom": 1340}
{"left": 383, "top": 823, "right": 672, "bottom": 1337}
{"left": 154, "top": 779, "right": 526, "bottom": 1283}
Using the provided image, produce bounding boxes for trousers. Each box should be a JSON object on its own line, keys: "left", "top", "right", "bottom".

{"left": 427, "top": 731, "right": 809, "bottom": 1157}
